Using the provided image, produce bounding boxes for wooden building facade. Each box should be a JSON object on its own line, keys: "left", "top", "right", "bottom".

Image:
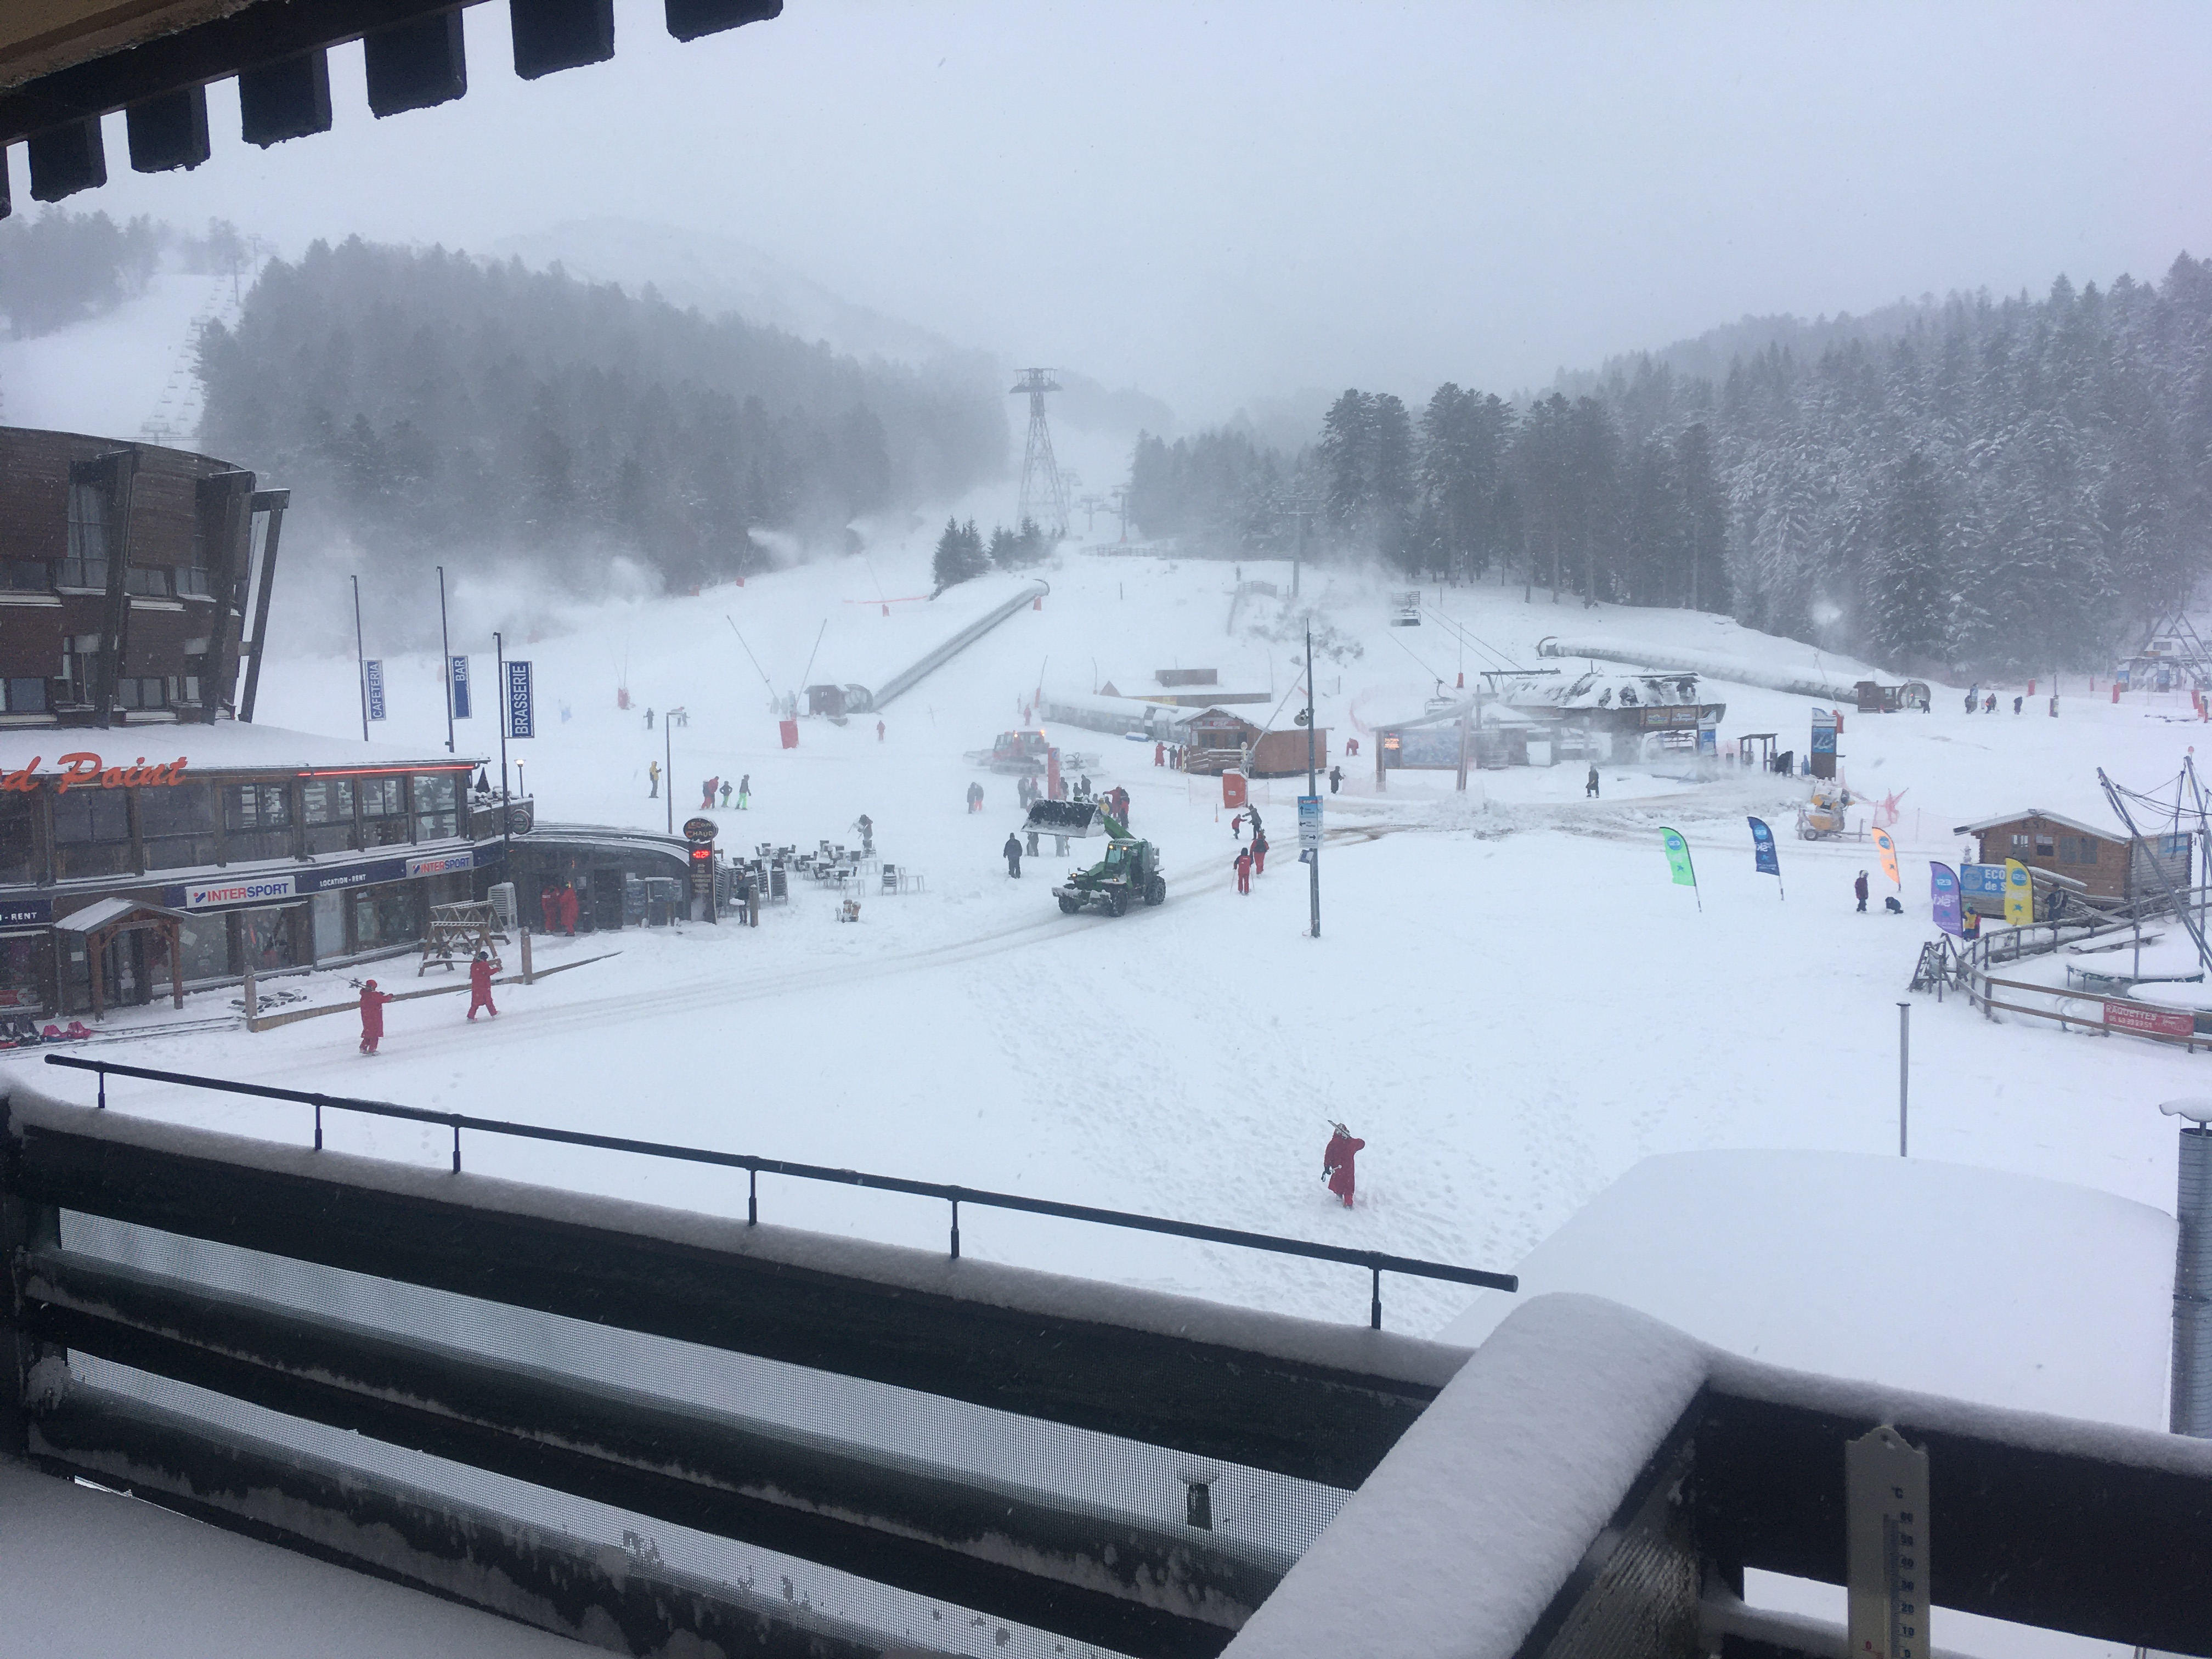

{"left": 0, "top": 426, "right": 286, "bottom": 727}
{"left": 1954, "top": 808, "right": 2191, "bottom": 907}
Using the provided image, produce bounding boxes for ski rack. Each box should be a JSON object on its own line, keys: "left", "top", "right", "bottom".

{"left": 42, "top": 1055, "right": 1516, "bottom": 1327}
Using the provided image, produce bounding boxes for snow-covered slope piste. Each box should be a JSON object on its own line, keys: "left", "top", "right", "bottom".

{"left": 1537, "top": 631, "right": 1869, "bottom": 700}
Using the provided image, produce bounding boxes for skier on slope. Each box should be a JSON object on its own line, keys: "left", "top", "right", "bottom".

{"left": 738, "top": 775, "right": 751, "bottom": 809}
{"left": 358, "top": 980, "right": 392, "bottom": 1056}
{"left": 700, "top": 777, "right": 719, "bottom": 810}
{"left": 1854, "top": 870, "right": 1870, "bottom": 913}
{"left": 466, "top": 951, "right": 498, "bottom": 1022}
{"left": 1003, "top": 832, "right": 1023, "bottom": 878}
{"left": 1329, "top": 764, "right": 1343, "bottom": 795}
{"left": 1323, "top": 1122, "right": 1364, "bottom": 1209}
{"left": 1586, "top": 764, "right": 1600, "bottom": 799}
{"left": 1234, "top": 845, "right": 1252, "bottom": 895}
{"left": 1251, "top": 824, "right": 1268, "bottom": 876}
{"left": 647, "top": 760, "right": 661, "bottom": 799}
{"left": 719, "top": 781, "right": 733, "bottom": 808}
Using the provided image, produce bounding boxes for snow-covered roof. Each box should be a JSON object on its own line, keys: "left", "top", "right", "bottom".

{"left": 1952, "top": 806, "right": 2120, "bottom": 840}
{"left": 52, "top": 896, "right": 185, "bottom": 933}
{"left": 1437, "top": 1149, "right": 2170, "bottom": 1426}
{"left": 1489, "top": 667, "right": 1706, "bottom": 712}
{"left": 0, "top": 720, "right": 484, "bottom": 777}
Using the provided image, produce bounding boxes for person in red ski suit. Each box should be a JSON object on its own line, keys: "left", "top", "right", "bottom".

{"left": 1323, "top": 1124, "right": 1364, "bottom": 1208}
{"left": 1154, "top": 742, "right": 1164, "bottom": 766}
{"left": 539, "top": 885, "right": 558, "bottom": 934}
{"left": 467, "top": 950, "right": 498, "bottom": 1020}
{"left": 1251, "top": 827, "right": 1268, "bottom": 876}
{"left": 358, "top": 980, "right": 391, "bottom": 1055}
{"left": 558, "top": 884, "right": 579, "bottom": 936}
{"left": 1234, "top": 847, "right": 1252, "bottom": 894}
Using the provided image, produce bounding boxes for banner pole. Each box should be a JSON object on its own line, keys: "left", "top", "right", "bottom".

{"left": 438, "top": 563, "right": 454, "bottom": 755}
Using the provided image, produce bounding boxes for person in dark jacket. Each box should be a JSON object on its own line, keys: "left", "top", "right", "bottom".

{"left": 467, "top": 951, "right": 498, "bottom": 1021}
{"left": 1328, "top": 764, "right": 1343, "bottom": 794}
{"left": 1586, "top": 764, "right": 1600, "bottom": 799}
{"left": 1003, "top": 833, "right": 1023, "bottom": 877}
{"left": 1854, "top": 870, "right": 1870, "bottom": 912}
{"left": 1251, "top": 826, "right": 1268, "bottom": 876}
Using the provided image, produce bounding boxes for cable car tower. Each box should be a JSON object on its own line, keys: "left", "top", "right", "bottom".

{"left": 1010, "top": 368, "right": 1070, "bottom": 541}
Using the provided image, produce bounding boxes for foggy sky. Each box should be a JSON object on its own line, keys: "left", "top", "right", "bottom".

{"left": 42, "top": 0, "right": 2212, "bottom": 426}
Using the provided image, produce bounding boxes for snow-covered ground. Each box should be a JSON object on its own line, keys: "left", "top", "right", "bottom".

{"left": 13, "top": 540, "right": 2200, "bottom": 1371}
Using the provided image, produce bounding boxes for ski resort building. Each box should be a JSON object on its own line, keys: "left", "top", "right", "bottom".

{"left": 1953, "top": 808, "right": 2191, "bottom": 907}
{"left": 0, "top": 725, "right": 500, "bottom": 1019}
{"left": 1487, "top": 667, "right": 1724, "bottom": 759}
{"left": 1176, "top": 708, "right": 1329, "bottom": 778}
{"left": 0, "top": 425, "right": 287, "bottom": 728}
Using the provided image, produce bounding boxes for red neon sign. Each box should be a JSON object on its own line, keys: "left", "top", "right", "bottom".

{"left": 0, "top": 753, "right": 190, "bottom": 793}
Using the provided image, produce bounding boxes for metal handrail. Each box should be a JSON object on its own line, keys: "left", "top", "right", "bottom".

{"left": 41, "top": 1054, "right": 1515, "bottom": 1327}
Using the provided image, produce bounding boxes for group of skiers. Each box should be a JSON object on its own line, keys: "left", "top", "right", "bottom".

{"left": 646, "top": 764, "right": 749, "bottom": 807}
{"left": 540, "top": 883, "right": 581, "bottom": 935}
{"left": 1964, "top": 685, "right": 2059, "bottom": 718}
{"left": 356, "top": 950, "right": 499, "bottom": 1056}
{"left": 1231, "top": 806, "right": 1269, "bottom": 894}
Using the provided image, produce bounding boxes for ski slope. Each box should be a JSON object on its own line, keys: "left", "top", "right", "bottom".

{"left": 12, "top": 540, "right": 2203, "bottom": 1429}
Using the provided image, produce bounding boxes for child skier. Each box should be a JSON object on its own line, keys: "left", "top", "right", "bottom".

{"left": 467, "top": 951, "right": 498, "bottom": 1021}
{"left": 1323, "top": 1123, "right": 1364, "bottom": 1209}
{"left": 719, "top": 780, "right": 733, "bottom": 808}
{"left": 358, "top": 980, "right": 391, "bottom": 1056}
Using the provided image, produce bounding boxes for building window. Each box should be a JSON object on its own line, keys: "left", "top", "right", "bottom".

{"left": 224, "top": 782, "right": 294, "bottom": 861}
{"left": 302, "top": 778, "right": 358, "bottom": 855}
{"left": 176, "top": 564, "right": 214, "bottom": 599}
{"left": 141, "top": 782, "right": 218, "bottom": 871}
{"left": 0, "top": 794, "right": 35, "bottom": 885}
{"left": 411, "top": 772, "right": 459, "bottom": 842}
{"left": 59, "top": 636, "right": 100, "bottom": 705}
{"left": 2059, "top": 836, "right": 2100, "bottom": 865}
{"left": 1, "top": 678, "right": 46, "bottom": 715}
{"left": 54, "top": 787, "right": 132, "bottom": 879}
{"left": 114, "top": 676, "right": 168, "bottom": 711}
{"left": 2034, "top": 834, "right": 2056, "bottom": 857}
{"left": 360, "top": 776, "right": 407, "bottom": 847}
{"left": 0, "top": 934, "right": 45, "bottom": 1011}
{"left": 351, "top": 883, "right": 422, "bottom": 951}
{"left": 123, "top": 566, "right": 173, "bottom": 598}
{"left": 2010, "top": 833, "right": 2029, "bottom": 854}
{"left": 0, "top": 558, "right": 51, "bottom": 591}
{"left": 239, "top": 905, "right": 299, "bottom": 972}
{"left": 65, "top": 475, "right": 110, "bottom": 585}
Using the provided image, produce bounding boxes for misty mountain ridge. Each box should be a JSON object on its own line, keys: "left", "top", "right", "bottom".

{"left": 488, "top": 217, "right": 1176, "bottom": 440}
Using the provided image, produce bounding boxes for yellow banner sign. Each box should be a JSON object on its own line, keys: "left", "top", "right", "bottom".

{"left": 2003, "top": 857, "right": 2035, "bottom": 926}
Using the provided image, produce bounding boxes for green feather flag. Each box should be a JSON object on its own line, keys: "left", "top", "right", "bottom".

{"left": 1661, "top": 826, "right": 1701, "bottom": 911}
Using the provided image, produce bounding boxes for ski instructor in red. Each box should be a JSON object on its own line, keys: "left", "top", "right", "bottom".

{"left": 467, "top": 950, "right": 498, "bottom": 1020}
{"left": 358, "top": 980, "right": 391, "bottom": 1056}
{"left": 1323, "top": 1122, "right": 1364, "bottom": 1208}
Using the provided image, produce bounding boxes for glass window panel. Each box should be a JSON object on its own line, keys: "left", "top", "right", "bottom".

{"left": 0, "top": 795, "right": 36, "bottom": 885}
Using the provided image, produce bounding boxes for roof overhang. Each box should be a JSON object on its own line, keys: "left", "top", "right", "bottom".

{"left": 0, "top": 0, "right": 780, "bottom": 207}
